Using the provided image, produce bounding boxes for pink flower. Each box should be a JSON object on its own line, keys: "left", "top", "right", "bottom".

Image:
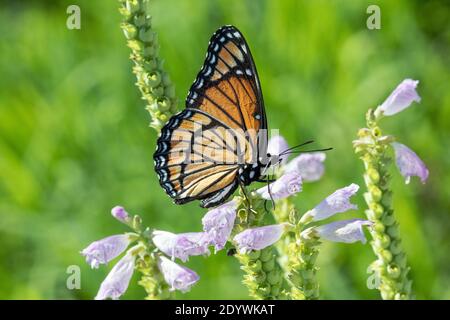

{"left": 202, "top": 200, "right": 237, "bottom": 252}
{"left": 95, "top": 252, "right": 136, "bottom": 300}
{"left": 152, "top": 230, "right": 210, "bottom": 262}
{"left": 81, "top": 234, "right": 131, "bottom": 269}
{"left": 391, "top": 142, "right": 429, "bottom": 184}
{"left": 111, "top": 206, "right": 130, "bottom": 223}
{"left": 256, "top": 171, "right": 302, "bottom": 200}
{"left": 285, "top": 153, "right": 326, "bottom": 182}
{"left": 233, "top": 224, "right": 286, "bottom": 254}
{"left": 304, "top": 184, "right": 359, "bottom": 221}
{"left": 376, "top": 79, "right": 421, "bottom": 116}
{"left": 311, "top": 219, "right": 372, "bottom": 244}
{"left": 158, "top": 256, "right": 200, "bottom": 293}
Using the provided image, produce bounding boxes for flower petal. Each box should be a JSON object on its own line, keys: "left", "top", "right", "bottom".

{"left": 152, "top": 230, "right": 210, "bottom": 262}
{"left": 284, "top": 152, "right": 326, "bottom": 182}
{"left": 391, "top": 142, "right": 429, "bottom": 184}
{"left": 158, "top": 256, "right": 200, "bottom": 293}
{"left": 256, "top": 171, "right": 302, "bottom": 200}
{"left": 314, "top": 219, "right": 372, "bottom": 244}
{"left": 81, "top": 234, "right": 131, "bottom": 269}
{"left": 233, "top": 224, "right": 286, "bottom": 254}
{"left": 376, "top": 79, "right": 421, "bottom": 116}
{"left": 267, "top": 135, "right": 290, "bottom": 164}
{"left": 95, "top": 252, "right": 135, "bottom": 300}
{"left": 202, "top": 200, "right": 237, "bottom": 252}
{"left": 305, "top": 183, "right": 359, "bottom": 221}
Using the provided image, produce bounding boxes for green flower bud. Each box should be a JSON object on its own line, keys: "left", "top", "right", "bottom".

{"left": 380, "top": 249, "right": 393, "bottom": 263}
{"left": 128, "top": 39, "right": 144, "bottom": 52}
{"left": 382, "top": 213, "right": 395, "bottom": 226}
{"left": 125, "top": 0, "right": 141, "bottom": 14}
{"left": 262, "top": 258, "right": 275, "bottom": 272}
{"left": 248, "top": 259, "right": 262, "bottom": 272}
{"left": 259, "top": 247, "right": 273, "bottom": 262}
{"left": 386, "top": 224, "right": 399, "bottom": 238}
{"left": 132, "top": 215, "right": 142, "bottom": 231}
{"left": 247, "top": 250, "right": 261, "bottom": 260}
{"left": 394, "top": 252, "right": 407, "bottom": 269}
{"left": 267, "top": 271, "right": 281, "bottom": 285}
{"left": 147, "top": 71, "right": 162, "bottom": 87}
{"left": 367, "top": 167, "right": 380, "bottom": 183}
{"left": 133, "top": 13, "right": 147, "bottom": 27}
{"left": 270, "top": 285, "right": 281, "bottom": 297}
{"left": 387, "top": 263, "right": 401, "bottom": 279}
{"left": 139, "top": 28, "right": 154, "bottom": 43}
{"left": 122, "top": 24, "right": 138, "bottom": 39}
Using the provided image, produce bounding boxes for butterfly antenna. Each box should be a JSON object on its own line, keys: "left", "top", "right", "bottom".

{"left": 284, "top": 147, "right": 333, "bottom": 155}
{"left": 279, "top": 140, "right": 315, "bottom": 156}
{"left": 267, "top": 166, "right": 276, "bottom": 210}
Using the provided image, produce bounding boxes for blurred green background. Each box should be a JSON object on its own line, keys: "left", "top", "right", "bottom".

{"left": 0, "top": 0, "right": 449, "bottom": 299}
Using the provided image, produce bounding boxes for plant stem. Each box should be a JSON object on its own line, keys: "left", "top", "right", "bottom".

{"left": 287, "top": 234, "right": 320, "bottom": 300}
{"left": 118, "top": 0, "right": 177, "bottom": 132}
{"left": 118, "top": 0, "right": 178, "bottom": 299}
{"left": 272, "top": 198, "right": 320, "bottom": 300}
{"left": 354, "top": 109, "right": 412, "bottom": 300}
{"left": 233, "top": 193, "right": 285, "bottom": 300}
{"left": 135, "top": 250, "right": 173, "bottom": 300}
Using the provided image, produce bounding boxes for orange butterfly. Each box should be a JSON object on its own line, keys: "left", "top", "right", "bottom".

{"left": 154, "top": 26, "right": 272, "bottom": 208}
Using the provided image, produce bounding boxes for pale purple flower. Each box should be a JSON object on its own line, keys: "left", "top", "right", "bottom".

{"left": 267, "top": 135, "right": 290, "bottom": 164}
{"left": 376, "top": 79, "right": 421, "bottom": 116}
{"left": 285, "top": 153, "right": 326, "bottom": 182}
{"left": 233, "top": 224, "right": 286, "bottom": 254}
{"left": 111, "top": 206, "right": 130, "bottom": 223}
{"left": 313, "top": 219, "right": 372, "bottom": 244}
{"left": 81, "top": 234, "right": 131, "bottom": 269}
{"left": 95, "top": 252, "right": 136, "bottom": 300}
{"left": 305, "top": 184, "right": 359, "bottom": 221}
{"left": 256, "top": 171, "right": 302, "bottom": 200}
{"left": 152, "top": 230, "right": 210, "bottom": 262}
{"left": 202, "top": 200, "right": 237, "bottom": 252}
{"left": 158, "top": 256, "right": 200, "bottom": 293}
{"left": 391, "top": 142, "right": 429, "bottom": 184}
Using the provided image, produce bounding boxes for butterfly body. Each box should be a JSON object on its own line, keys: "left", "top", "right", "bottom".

{"left": 154, "top": 25, "right": 268, "bottom": 208}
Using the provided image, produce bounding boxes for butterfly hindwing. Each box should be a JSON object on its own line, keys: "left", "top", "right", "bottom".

{"left": 154, "top": 109, "right": 240, "bottom": 207}
{"left": 154, "top": 25, "right": 267, "bottom": 208}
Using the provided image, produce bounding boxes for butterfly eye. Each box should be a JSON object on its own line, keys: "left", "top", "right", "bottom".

{"left": 270, "top": 154, "right": 279, "bottom": 166}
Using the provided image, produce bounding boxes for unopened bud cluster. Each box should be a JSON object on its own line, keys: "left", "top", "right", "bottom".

{"left": 119, "top": 0, "right": 177, "bottom": 132}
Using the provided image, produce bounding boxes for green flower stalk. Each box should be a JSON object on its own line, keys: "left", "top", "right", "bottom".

{"left": 132, "top": 219, "right": 172, "bottom": 299}
{"left": 120, "top": 209, "right": 174, "bottom": 299}
{"left": 353, "top": 79, "right": 426, "bottom": 300}
{"left": 119, "top": 0, "right": 177, "bottom": 132}
{"left": 286, "top": 220, "right": 320, "bottom": 300}
{"left": 235, "top": 247, "right": 285, "bottom": 300}
{"left": 117, "top": 0, "right": 179, "bottom": 298}
{"left": 232, "top": 194, "right": 286, "bottom": 300}
{"left": 272, "top": 198, "right": 319, "bottom": 300}
{"left": 354, "top": 110, "right": 412, "bottom": 300}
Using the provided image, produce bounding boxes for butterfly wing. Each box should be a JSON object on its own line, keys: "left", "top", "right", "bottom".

{"left": 154, "top": 25, "right": 266, "bottom": 208}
